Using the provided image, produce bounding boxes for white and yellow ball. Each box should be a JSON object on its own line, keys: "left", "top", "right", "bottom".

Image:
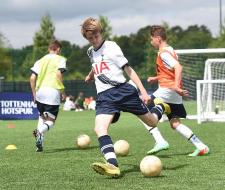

{"left": 140, "top": 155, "right": 162, "bottom": 177}
{"left": 76, "top": 134, "right": 91, "bottom": 149}
{"left": 114, "top": 140, "right": 130, "bottom": 156}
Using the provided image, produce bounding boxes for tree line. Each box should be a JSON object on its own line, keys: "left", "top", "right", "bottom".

{"left": 0, "top": 15, "right": 225, "bottom": 81}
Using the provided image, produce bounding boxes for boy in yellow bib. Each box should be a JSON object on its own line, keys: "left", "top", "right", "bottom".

{"left": 30, "top": 40, "right": 66, "bottom": 152}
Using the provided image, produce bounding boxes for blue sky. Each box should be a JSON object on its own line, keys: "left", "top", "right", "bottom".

{"left": 0, "top": 0, "right": 224, "bottom": 48}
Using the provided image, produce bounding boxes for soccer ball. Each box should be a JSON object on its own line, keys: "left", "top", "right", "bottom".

{"left": 114, "top": 140, "right": 130, "bottom": 156}
{"left": 76, "top": 134, "right": 91, "bottom": 149}
{"left": 140, "top": 155, "right": 162, "bottom": 177}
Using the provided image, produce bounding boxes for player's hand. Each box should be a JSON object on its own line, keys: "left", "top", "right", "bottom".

{"left": 61, "top": 92, "right": 66, "bottom": 101}
{"left": 85, "top": 75, "right": 93, "bottom": 83}
{"left": 147, "top": 76, "right": 158, "bottom": 84}
{"left": 175, "top": 88, "right": 189, "bottom": 97}
{"left": 140, "top": 93, "right": 151, "bottom": 105}
{"left": 32, "top": 92, "right": 36, "bottom": 103}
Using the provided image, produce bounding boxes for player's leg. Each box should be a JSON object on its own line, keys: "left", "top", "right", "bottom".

{"left": 139, "top": 97, "right": 169, "bottom": 155}
{"left": 144, "top": 124, "right": 169, "bottom": 155}
{"left": 33, "top": 101, "right": 44, "bottom": 152}
{"left": 140, "top": 119, "right": 168, "bottom": 147}
{"left": 138, "top": 98, "right": 171, "bottom": 128}
{"left": 34, "top": 115, "right": 56, "bottom": 152}
{"left": 123, "top": 88, "right": 170, "bottom": 154}
{"left": 33, "top": 102, "right": 59, "bottom": 152}
{"left": 33, "top": 115, "right": 45, "bottom": 152}
{"left": 91, "top": 114, "right": 120, "bottom": 177}
{"left": 39, "top": 112, "right": 56, "bottom": 133}
{"left": 170, "top": 118, "right": 210, "bottom": 156}
{"left": 138, "top": 103, "right": 170, "bottom": 151}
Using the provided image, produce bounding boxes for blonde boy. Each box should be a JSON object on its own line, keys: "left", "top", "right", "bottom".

{"left": 81, "top": 18, "right": 171, "bottom": 177}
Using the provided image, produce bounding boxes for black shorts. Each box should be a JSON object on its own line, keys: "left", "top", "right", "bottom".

{"left": 148, "top": 95, "right": 187, "bottom": 121}
{"left": 36, "top": 101, "right": 59, "bottom": 119}
{"left": 96, "top": 83, "right": 149, "bottom": 123}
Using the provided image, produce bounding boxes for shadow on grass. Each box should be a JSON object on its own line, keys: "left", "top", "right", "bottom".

{"left": 116, "top": 154, "right": 133, "bottom": 158}
{"left": 91, "top": 164, "right": 140, "bottom": 179}
{"left": 157, "top": 151, "right": 191, "bottom": 158}
{"left": 163, "top": 164, "right": 188, "bottom": 171}
{"left": 91, "top": 162, "right": 187, "bottom": 179}
{"left": 44, "top": 145, "right": 99, "bottom": 153}
{"left": 118, "top": 164, "right": 140, "bottom": 178}
{"left": 119, "top": 163, "right": 188, "bottom": 178}
{"left": 118, "top": 164, "right": 166, "bottom": 179}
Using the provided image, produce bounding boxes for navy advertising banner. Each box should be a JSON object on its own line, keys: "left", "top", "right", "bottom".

{"left": 0, "top": 92, "right": 38, "bottom": 120}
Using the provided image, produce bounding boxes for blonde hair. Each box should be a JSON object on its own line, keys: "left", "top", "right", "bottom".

{"left": 81, "top": 17, "right": 103, "bottom": 38}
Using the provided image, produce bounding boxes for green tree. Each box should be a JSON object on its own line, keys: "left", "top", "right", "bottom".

{"left": 0, "top": 33, "right": 11, "bottom": 80}
{"left": 21, "top": 14, "right": 55, "bottom": 78}
{"left": 9, "top": 46, "right": 33, "bottom": 81}
{"left": 66, "top": 44, "right": 90, "bottom": 79}
{"left": 0, "top": 33, "right": 5, "bottom": 47}
{"left": 33, "top": 14, "right": 55, "bottom": 58}
{"left": 99, "top": 15, "right": 112, "bottom": 40}
{"left": 0, "top": 47, "right": 11, "bottom": 79}
{"left": 164, "top": 23, "right": 183, "bottom": 46}
{"left": 0, "top": 32, "right": 11, "bottom": 48}
{"left": 114, "top": 26, "right": 156, "bottom": 78}
{"left": 173, "top": 25, "right": 212, "bottom": 49}
{"left": 60, "top": 40, "right": 73, "bottom": 58}
{"left": 209, "top": 19, "right": 225, "bottom": 48}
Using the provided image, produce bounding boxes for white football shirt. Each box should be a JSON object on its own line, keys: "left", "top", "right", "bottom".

{"left": 87, "top": 41, "right": 128, "bottom": 93}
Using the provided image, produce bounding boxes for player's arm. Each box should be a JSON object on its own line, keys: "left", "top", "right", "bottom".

{"left": 30, "top": 73, "right": 37, "bottom": 102}
{"left": 174, "top": 63, "right": 189, "bottom": 96}
{"left": 85, "top": 68, "right": 94, "bottom": 83}
{"left": 56, "top": 70, "right": 66, "bottom": 101}
{"left": 57, "top": 57, "right": 67, "bottom": 101}
{"left": 161, "top": 51, "right": 189, "bottom": 96}
{"left": 147, "top": 76, "right": 158, "bottom": 84}
{"left": 30, "top": 60, "right": 40, "bottom": 102}
{"left": 124, "top": 64, "right": 150, "bottom": 105}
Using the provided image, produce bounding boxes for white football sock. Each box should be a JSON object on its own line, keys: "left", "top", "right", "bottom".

{"left": 38, "top": 120, "right": 54, "bottom": 134}
{"left": 175, "top": 124, "right": 193, "bottom": 139}
{"left": 189, "top": 135, "right": 206, "bottom": 150}
{"left": 141, "top": 120, "right": 167, "bottom": 144}
{"left": 37, "top": 116, "right": 44, "bottom": 130}
{"left": 150, "top": 127, "right": 168, "bottom": 144}
{"left": 175, "top": 124, "right": 206, "bottom": 150}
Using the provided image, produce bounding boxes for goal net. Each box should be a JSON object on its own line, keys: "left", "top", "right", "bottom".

{"left": 175, "top": 48, "right": 225, "bottom": 122}
{"left": 197, "top": 79, "right": 225, "bottom": 124}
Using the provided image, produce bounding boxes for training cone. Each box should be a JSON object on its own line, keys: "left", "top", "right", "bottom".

{"left": 5, "top": 144, "right": 17, "bottom": 150}
{"left": 7, "top": 124, "right": 15, "bottom": 129}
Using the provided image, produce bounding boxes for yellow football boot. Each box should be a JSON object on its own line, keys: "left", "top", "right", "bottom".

{"left": 153, "top": 98, "right": 171, "bottom": 115}
{"left": 91, "top": 162, "right": 121, "bottom": 178}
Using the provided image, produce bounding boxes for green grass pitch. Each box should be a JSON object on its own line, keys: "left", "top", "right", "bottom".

{"left": 0, "top": 104, "right": 225, "bottom": 189}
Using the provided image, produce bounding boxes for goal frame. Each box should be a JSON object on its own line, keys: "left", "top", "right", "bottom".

{"left": 197, "top": 79, "right": 225, "bottom": 124}
{"left": 175, "top": 48, "right": 225, "bottom": 54}
{"left": 174, "top": 48, "right": 225, "bottom": 124}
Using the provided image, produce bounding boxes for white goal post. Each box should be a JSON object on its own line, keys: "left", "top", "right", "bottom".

{"left": 197, "top": 79, "right": 225, "bottom": 124}
{"left": 175, "top": 48, "right": 225, "bottom": 54}
{"left": 203, "top": 58, "right": 225, "bottom": 80}
{"left": 174, "top": 48, "right": 225, "bottom": 123}
{"left": 175, "top": 48, "right": 225, "bottom": 100}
